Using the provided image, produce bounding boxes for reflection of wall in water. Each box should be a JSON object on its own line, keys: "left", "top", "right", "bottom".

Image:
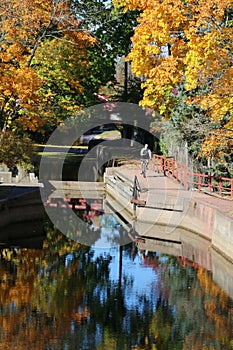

{"left": 137, "top": 230, "right": 212, "bottom": 271}
{"left": 0, "top": 220, "right": 45, "bottom": 248}
{"left": 212, "top": 249, "right": 233, "bottom": 300}
{"left": 0, "top": 188, "right": 45, "bottom": 234}
{"left": 137, "top": 232, "right": 233, "bottom": 300}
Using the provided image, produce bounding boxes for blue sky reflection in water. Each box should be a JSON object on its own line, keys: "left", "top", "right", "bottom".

{"left": 93, "top": 246, "right": 161, "bottom": 312}
{"left": 0, "top": 214, "right": 233, "bottom": 349}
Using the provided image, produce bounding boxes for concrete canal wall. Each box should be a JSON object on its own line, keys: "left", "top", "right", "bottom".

{"left": 212, "top": 211, "right": 233, "bottom": 262}
{"left": 104, "top": 167, "right": 233, "bottom": 263}
{"left": 0, "top": 186, "right": 45, "bottom": 240}
{"left": 182, "top": 199, "right": 233, "bottom": 263}
{"left": 175, "top": 197, "right": 233, "bottom": 263}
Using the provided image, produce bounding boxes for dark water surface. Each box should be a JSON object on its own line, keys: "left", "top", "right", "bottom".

{"left": 0, "top": 213, "right": 233, "bottom": 350}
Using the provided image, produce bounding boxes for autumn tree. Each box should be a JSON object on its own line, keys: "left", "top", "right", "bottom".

{"left": 113, "top": 0, "right": 233, "bottom": 167}
{"left": 0, "top": 0, "right": 95, "bottom": 138}
{"left": 0, "top": 0, "right": 140, "bottom": 149}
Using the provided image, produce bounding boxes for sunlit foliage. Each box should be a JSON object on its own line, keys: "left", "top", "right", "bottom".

{"left": 0, "top": 0, "right": 95, "bottom": 135}
{"left": 113, "top": 0, "right": 233, "bottom": 160}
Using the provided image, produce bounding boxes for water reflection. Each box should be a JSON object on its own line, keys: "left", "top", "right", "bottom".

{"left": 0, "top": 221, "right": 233, "bottom": 350}
{"left": 44, "top": 197, "right": 131, "bottom": 247}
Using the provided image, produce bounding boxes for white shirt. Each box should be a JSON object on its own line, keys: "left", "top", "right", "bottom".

{"left": 140, "top": 146, "right": 152, "bottom": 160}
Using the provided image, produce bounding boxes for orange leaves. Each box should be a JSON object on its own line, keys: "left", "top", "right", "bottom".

{"left": 1, "top": 0, "right": 50, "bottom": 43}
{"left": 140, "top": 56, "right": 183, "bottom": 114}
{"left": 14, "top": 67, "right": 41, "bottom": 100}
{"left": 0, "top": 0, "right": 95, "bottom": 133}
{"left": 0, "top": 64, "right": 43, "bottom": 131}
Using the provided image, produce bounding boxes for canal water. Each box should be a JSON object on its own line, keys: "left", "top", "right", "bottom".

{"left": 0, "top": 203, "right": 233, "bottom": 349}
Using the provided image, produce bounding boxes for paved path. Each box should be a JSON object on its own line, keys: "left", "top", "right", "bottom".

{"left": 115, "top": 161, "right": 233, "bottom": 218}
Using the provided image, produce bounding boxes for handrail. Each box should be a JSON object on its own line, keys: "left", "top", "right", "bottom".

{"left": 154, "top": 154, "right": 233, "bottom": 197}
{"left": 131, "top": 175, "right": 146, "bottom": 206}
{"left": 133, "top": 175, "right": 141, "bottom": 198}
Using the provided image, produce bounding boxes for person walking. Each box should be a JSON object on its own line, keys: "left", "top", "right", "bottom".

{"left": 140, "top": 144, "right": 152, "bottom": 177}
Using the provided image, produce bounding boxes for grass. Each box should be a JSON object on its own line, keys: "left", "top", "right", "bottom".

{"left": 34, "top": 144, "right": 88, "bottom": 162}
{"left": 94, "top": 130, "right": 121, "bottom": 140}
{"left": 35, "top": 144, "right": 88, "bottom": 149}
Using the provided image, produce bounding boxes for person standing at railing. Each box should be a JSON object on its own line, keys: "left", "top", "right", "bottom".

{"left": 140, "top": 144, "right": 152, "bottom": 177}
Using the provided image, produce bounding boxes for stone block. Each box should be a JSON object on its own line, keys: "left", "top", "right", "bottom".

{"left": 0, "top": 172, "right": 12, "bottom": 183}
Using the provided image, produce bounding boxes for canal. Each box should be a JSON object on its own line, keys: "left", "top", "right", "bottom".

{"left": 0, "top": 197, "right": 233, "bottom": 350}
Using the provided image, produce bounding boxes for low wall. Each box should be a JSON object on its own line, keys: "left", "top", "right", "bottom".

{"left": 184, "top": 199, "right": 215, "bottom": 240}
{"left": 0, "top": 172, "right": 12, "bottom": 183}
{"left": 212, "top": 212, "right": 233, "bottom": 263}
{"left": 0, "top": 163, "right": 39, "bottom": 184}
{"left": 183, "top": 199, "right": 233, "bottom": 262}
{"left": 211, "top": 249, "right": 233, "bottom": 299}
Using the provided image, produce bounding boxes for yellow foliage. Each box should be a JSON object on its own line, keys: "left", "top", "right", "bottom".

{"left": 113, "top": 0, "right": 233, "bottom": 159}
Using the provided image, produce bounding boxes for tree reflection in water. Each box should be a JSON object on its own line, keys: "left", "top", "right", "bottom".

{"left": 0, "top": 221, "right": 233, "bottom": 350}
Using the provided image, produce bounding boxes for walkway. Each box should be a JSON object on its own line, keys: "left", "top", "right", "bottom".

{"left": 115, "top": 161, "right": 233, "bottom": 218}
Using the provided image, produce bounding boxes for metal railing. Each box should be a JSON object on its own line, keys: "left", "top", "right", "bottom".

{"left": 131, "top": 175, "right": 146, "bottom": 206}
{"left": 154, "top": 154, "right": 233, "bottom": 197}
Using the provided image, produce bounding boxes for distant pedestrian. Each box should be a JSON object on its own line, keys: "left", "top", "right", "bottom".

{"left": 140, "top": 144, "right": 152, "bottom": 160}
{"left": 140, "top": 144, "right": 152, "bottom": 177}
